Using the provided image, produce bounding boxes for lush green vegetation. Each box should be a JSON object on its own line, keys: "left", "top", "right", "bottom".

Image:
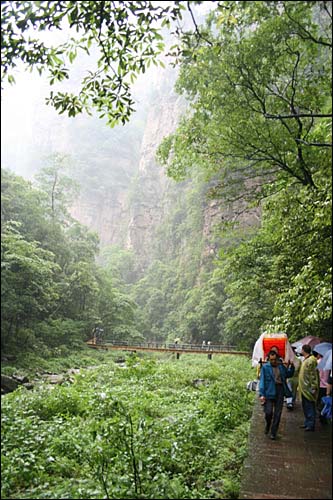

{"left": 1, "top": 344, "right": 118, "bottom": 379}
{"left": 1, "top": 0, "right": 184, "bottom": 126}
{"left": 157, "top": 1, "right": 332, "bottom": 345}
{"left": 2, "top": 353, "right": 255, "bottom": 499}
{"left": 125, "top": 172, "right": 227, "bottom": 345}
{"left": 1, "top": 165, "right": 142, "bottom": 359}
{"left": 1, "top": 1, "right": 331, "bottom": 354}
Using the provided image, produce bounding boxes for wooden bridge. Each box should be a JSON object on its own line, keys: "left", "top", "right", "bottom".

{"left": 86, "top": 340, "right": 250, "bottom": 357}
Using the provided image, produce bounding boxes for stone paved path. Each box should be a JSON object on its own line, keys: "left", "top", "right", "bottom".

{"left": 239, "top": 396, "right": 332, "bottom": 499}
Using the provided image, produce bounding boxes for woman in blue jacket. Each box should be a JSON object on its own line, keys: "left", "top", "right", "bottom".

{"left": 259, "top": 350, "right": 295, "bottom": 440}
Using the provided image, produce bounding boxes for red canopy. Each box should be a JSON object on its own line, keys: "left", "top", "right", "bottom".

{"left": 263, "top": 336, "right": 287, "bottom": 359}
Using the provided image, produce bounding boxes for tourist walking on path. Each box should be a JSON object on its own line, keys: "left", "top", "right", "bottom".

{"left": 259, "top": 350, "right": 295, "bottom": 440}
{"left": 298, "top": 344, "right": 320, "bottom": 431}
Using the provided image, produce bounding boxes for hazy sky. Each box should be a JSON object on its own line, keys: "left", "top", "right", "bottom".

{"left": 1, "top": 67, "right": 68, "bottom": 178}
{"left": 1, "top": 2, "right": 213, "bottom": 179}
{"left": 1, "top": 71, "right": 43, "bottom": 177}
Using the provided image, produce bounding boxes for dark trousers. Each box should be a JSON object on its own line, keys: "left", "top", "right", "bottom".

{"left": 317, "top": 387, "right": 328, "bottom": 424}
{"left": 302, "top": 394, "right": 316, "bottom": 430}
{"left": 264, "top": 384, "right": 284, "bottom": 436}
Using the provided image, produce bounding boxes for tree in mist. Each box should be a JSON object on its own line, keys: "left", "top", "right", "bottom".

{"left": 157, "top": 1, "right": 332, "bottom": 342}
{"left": 1, "top": 168, "right": 143, "bottom": 353}
{"left": 34, "top": 153, "right": 80, "bottom": 223}
{"left": 1, "top": 0, "right": 192, "bottom": 126}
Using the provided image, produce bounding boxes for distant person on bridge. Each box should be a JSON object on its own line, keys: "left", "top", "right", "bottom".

{"left": 92, "top": 326, "right": 104, "bottom": 345}
{"left": 259, "top": 350, "right": 295, "bottom": 440}
{"left": 298, "top": 344, "right": 320, "bottom": 432}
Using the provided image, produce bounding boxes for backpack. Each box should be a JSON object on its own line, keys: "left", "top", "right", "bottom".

{"left": 247, "top": 380, "right": 258, "bottom": 391}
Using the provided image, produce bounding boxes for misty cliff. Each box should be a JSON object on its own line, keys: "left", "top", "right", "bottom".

{"left": 70, "top": 65, "right": 259, "bottom": 272}
{"left": 70, "top": 68, "right": 203, "bottom": 269}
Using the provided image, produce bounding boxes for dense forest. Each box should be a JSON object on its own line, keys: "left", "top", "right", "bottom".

{"left": 1, "top": 1, "right": 331, "bottom": 359}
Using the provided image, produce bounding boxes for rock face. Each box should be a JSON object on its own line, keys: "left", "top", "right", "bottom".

{"left": 71, "top": 188, "right": 131, "bottom": 248}
{"left": 125, "top": 93, "right": 184, "bottom": 266}
{"left": 70, "top": 66, "right": 260, "bottom": 270}
{"left": 70, "top": 67, "right": 188, "bottom": 267}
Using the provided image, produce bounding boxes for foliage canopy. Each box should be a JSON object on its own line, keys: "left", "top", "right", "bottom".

{"left": 156, "top": 0, "right": 332, "bottom": 342}
{"left": 1, "top": 0, "right": 190, "bottom": 125}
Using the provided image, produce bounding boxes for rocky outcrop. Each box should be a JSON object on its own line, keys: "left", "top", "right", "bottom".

{"left": 1, "top": 369, "right": 81, "bottom": 395}
{"left": 125, "top": 90, "right": 185, "bottom": 266}
{"left": 1, "top": 375, "right": 19, "bottom": 394}
{"left": 70, "top": 66, "right": 260, "bottom": 271}
{"left": 1, "top": 374, "right": 33, "bottom": 395}
{"left": 70, "top": 67, "right": 186, "bottom": 268}
{"left": 71, "top": 189, "right": 130, "bottom": 248}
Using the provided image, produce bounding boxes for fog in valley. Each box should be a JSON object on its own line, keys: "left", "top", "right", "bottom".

{"left": 1, "top": 61, "right": 175, "bottom": 179}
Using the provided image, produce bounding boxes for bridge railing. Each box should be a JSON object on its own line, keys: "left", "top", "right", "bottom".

{"left": 101, "top": 340, "right": 237, "bottom": 352}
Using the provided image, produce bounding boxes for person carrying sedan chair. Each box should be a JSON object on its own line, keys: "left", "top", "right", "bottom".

{"left": 259, "top": 350, "right": 295, "bottom": 440}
